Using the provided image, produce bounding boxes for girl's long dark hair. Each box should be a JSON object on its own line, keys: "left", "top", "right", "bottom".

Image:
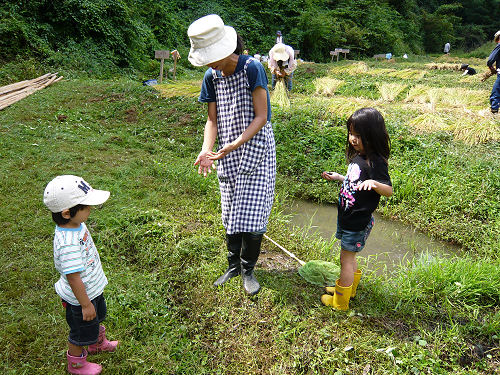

{"left": 346, "top": 107, "right": 390, "bottom": 162}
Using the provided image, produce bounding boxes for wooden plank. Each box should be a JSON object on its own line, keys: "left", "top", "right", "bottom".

{"left": 0, "top": 73, "right": 53, "bottom": 96}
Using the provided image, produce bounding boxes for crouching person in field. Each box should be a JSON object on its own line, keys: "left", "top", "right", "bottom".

{"left": 44, "top": 175, "right": 118, "bottom": 374}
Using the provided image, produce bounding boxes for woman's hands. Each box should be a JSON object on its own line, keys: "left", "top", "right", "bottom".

{"left": 322, "top": 171, "right": 344, "bottom": 182}
{"left": 207, "top": 142, "right": 237, "bottom": 161}
{"left": 194, "top": 150, "right": 216, "bottom": 177}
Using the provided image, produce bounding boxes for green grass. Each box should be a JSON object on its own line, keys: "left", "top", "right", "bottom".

{"left": 0, "top": 58, "right": 499, "bottom": 374}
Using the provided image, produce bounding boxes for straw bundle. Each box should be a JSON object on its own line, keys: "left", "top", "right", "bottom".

{"left": 480, "top": 70, "right": 494, "bottom": 82}
{"left": 407, "top": 112, "right": 450, "bottom": 132}
{"left": 378, "top": 83, "right": 407, "bottom": 102}
{"left": 271, "top": 78, "right": 290, "bottom": 108}
{"left": 405, "top": 85, "right": 487, "bottom": 109}
{"left": 0, "top": 73, "right": 63, "bottom": 110}
{"left": 425, "top": 63, "right": 461, "bottom": 71}
{"left": 328, "top": 96, "right": 381, "bottom": 118}
{"left": 329, "top": 62, "right": 369, "bottom": 75}
{"left": 313, "top": 77, "right": 344, "bottom": 96}
{"left": 387, "top": 69, "right": 427, "bottom": 80}
{"left": 451, "top": 113, "right": 500, "bottom": 144}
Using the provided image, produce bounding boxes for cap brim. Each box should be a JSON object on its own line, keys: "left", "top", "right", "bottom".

{"left": 80, "top": 189, "right": 110, "bottom": 206}
{"left": 188, "top": 26, "right": 237, "bottom": 67}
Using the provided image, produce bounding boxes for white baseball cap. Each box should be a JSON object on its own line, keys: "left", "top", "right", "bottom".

{"left": 43, "top": 175, "right": 110, "bottom": 213}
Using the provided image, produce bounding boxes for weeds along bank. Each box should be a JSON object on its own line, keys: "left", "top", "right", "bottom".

{"left": 0, "top": 75, "right": 498, "bottom": 373}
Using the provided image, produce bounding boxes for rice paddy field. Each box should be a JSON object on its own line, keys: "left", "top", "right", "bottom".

{"left": 0, "top": 54, "right": 499, "bottom": 374}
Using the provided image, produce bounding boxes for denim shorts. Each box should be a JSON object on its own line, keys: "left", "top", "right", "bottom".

{"left": 336, "top": 216, "right": 374, "bottom": 253}
{"left": 64, "top": 294, "right": 107, "bottom": 346}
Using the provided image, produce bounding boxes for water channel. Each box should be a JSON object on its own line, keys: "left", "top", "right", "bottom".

{"left": 284, "top": 200, "right": 460, "bottom": 271}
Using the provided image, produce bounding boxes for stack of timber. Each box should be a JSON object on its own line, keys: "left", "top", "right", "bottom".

{"left": 0, "top": 73, "right": 63, "bottom": 110}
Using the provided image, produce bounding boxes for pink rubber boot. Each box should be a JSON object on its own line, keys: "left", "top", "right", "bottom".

{"left": 88, "top": 325, "right": 119, "bottom": 354}
{"left": 67, "top": 349, "right": 102, "bottom": 375}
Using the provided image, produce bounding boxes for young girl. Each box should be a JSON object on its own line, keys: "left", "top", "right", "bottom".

{"left": 321, "top": 108, "right": 392, "bottom": 310}
{"left": 187, "top": 15, "right": 275, "bottom": 296}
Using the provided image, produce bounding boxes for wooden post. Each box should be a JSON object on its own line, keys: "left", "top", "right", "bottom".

{"left": 155, "top": 50, "right": 170, "bottom": 83}
{"left": 171, "top": 50, "right": 180, "bottom": 80}
{"left": 335, "top": 48, "right": 342, "bottom": 62}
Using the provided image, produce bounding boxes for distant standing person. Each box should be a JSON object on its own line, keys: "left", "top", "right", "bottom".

{"left": 321, "top": 108, "right": 392, "bottom": 310}
{"left": 187, "top": 14, "right": 276, "bottom": 296}
{"left": 487, "top": 30, "right": 500, "bottom": 114}
{"left": 268, "top": 43, "right": 297, "bottom": 91}
{"left": 276, "top": 30, "right": 283, "bottom": 44}
{"left": 444, "top": 42, "right": 450, "bottom": 54}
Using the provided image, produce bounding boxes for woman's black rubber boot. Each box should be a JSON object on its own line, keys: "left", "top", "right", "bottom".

{"left": 240, "top": 232, "right": 263, "bottom": 295}
{"left": 214, "top": 233, "right": 243, "bottom": 286}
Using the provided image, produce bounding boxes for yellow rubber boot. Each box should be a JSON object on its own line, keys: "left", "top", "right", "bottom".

{"left": 321, "top": 280, "right": 352, "bottom": 310}
{"left": 325, "top": 269, "right": 362, "bottom": 297}
{"left": 351, "top": 269, "right": 362, "bottom": 298}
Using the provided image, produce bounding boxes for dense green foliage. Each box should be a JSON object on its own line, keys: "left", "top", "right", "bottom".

{"left": 1, "top": 0, "right": 499, "bottom": 72}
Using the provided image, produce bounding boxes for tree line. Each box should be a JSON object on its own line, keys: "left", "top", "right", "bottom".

{"left": 1, "top": 0, "right": 498, "bottom": 71}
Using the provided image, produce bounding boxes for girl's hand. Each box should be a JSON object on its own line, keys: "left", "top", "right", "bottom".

{"left": 356, "top": 179, "right": 377, "bottom": 191}
{"left": 322, "top": 171, "right": 342, "bottom": 181}
{"left": 194, "top": 150, "right": 216, "bottom": 177}
{"left": 207, "top": 142, "right": 237, "bottom": 161}
{"left": 82, "top": 302, "right": 96, "bottom": 321}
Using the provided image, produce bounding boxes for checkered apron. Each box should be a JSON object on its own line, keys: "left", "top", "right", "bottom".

{"left": 213, "top": 58, "right": 276, "bottom": 234}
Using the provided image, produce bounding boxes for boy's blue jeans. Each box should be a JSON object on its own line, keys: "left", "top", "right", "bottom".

{"left": 490, "top": 74, "right": 500, "bottom": 111}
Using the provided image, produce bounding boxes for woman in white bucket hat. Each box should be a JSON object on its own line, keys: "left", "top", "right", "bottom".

{"left": 188, "top": 14, "right": 276, "bottom": 296}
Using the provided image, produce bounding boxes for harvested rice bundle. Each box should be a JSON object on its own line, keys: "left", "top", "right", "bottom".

{"left": 425, "top": 63, "right": 461, "bottom": 71}
{"left": 329, "top": 61, "right": 369, "bottom": 75}
{"left": 387, "top": 69, "right": 427, "bottom": 80}
{"left": 405, "top": 85, "right": 487, "bottom": 108}
{"left": 328, "top": 96, "right": 381, "bottom": 118}
{"left": 271, "top": 79, "right": 290, "bottom": 108}
{"left": 480, "top": 70, "right": 495, "bottom": 82}
{"left": 404, "top": 85, "right": 430, "bottom": 104}
{"left": 452, "top": 114, "right": 500, "bottom": 144}
{"left": 378, "top": 83, "right": 407, "bottom": 102}
{"left": 313, "top": 77, "right": 344, "bottom": 96}
{"left": 366, "top": 68, "right": 396, "bottom": 76}
{"left": 407, "top": 112, "right": 450, "bottom": 132}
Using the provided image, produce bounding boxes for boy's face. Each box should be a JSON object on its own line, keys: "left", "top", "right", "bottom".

{"left": 62, "top": 205, "right": 92, "bottom": 227}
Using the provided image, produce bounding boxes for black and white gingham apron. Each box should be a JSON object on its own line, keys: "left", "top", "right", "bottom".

{"left": 213, "top": 58, "right": 276, "bottom": 234}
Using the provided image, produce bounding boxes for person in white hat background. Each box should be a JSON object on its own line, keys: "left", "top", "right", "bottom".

{"left": 43, "top": 175, "right": 118, "bottom": 374}
{"left": 268, "top": 42, "right": 297, "bottom": 91}
{"left": 487, "top": 30, "right": 500, "bottom": 114}
{"left": 187, "top": 14, "right": 276, "bottom": 296}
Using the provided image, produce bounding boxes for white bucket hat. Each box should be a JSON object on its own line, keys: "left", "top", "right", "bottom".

{"left": 43, "top": 175, "right": 110, "bottom": 213}
{"left": 188, "top": 14, "right": 237, "bottom": 67}
{"left": 495, "top": 30, "right": 500, "bottom": 43}
{"left": 271, "top": 43, "right": 289, "bottom": 62}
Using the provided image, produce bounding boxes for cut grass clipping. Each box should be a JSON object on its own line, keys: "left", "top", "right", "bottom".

{"left": 271, "top": 78, "right": 290, "bottom": 108}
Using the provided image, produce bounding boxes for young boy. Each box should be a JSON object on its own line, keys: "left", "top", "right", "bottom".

{"left": 43, "top": 175, "right": 118, "bottom": 375}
